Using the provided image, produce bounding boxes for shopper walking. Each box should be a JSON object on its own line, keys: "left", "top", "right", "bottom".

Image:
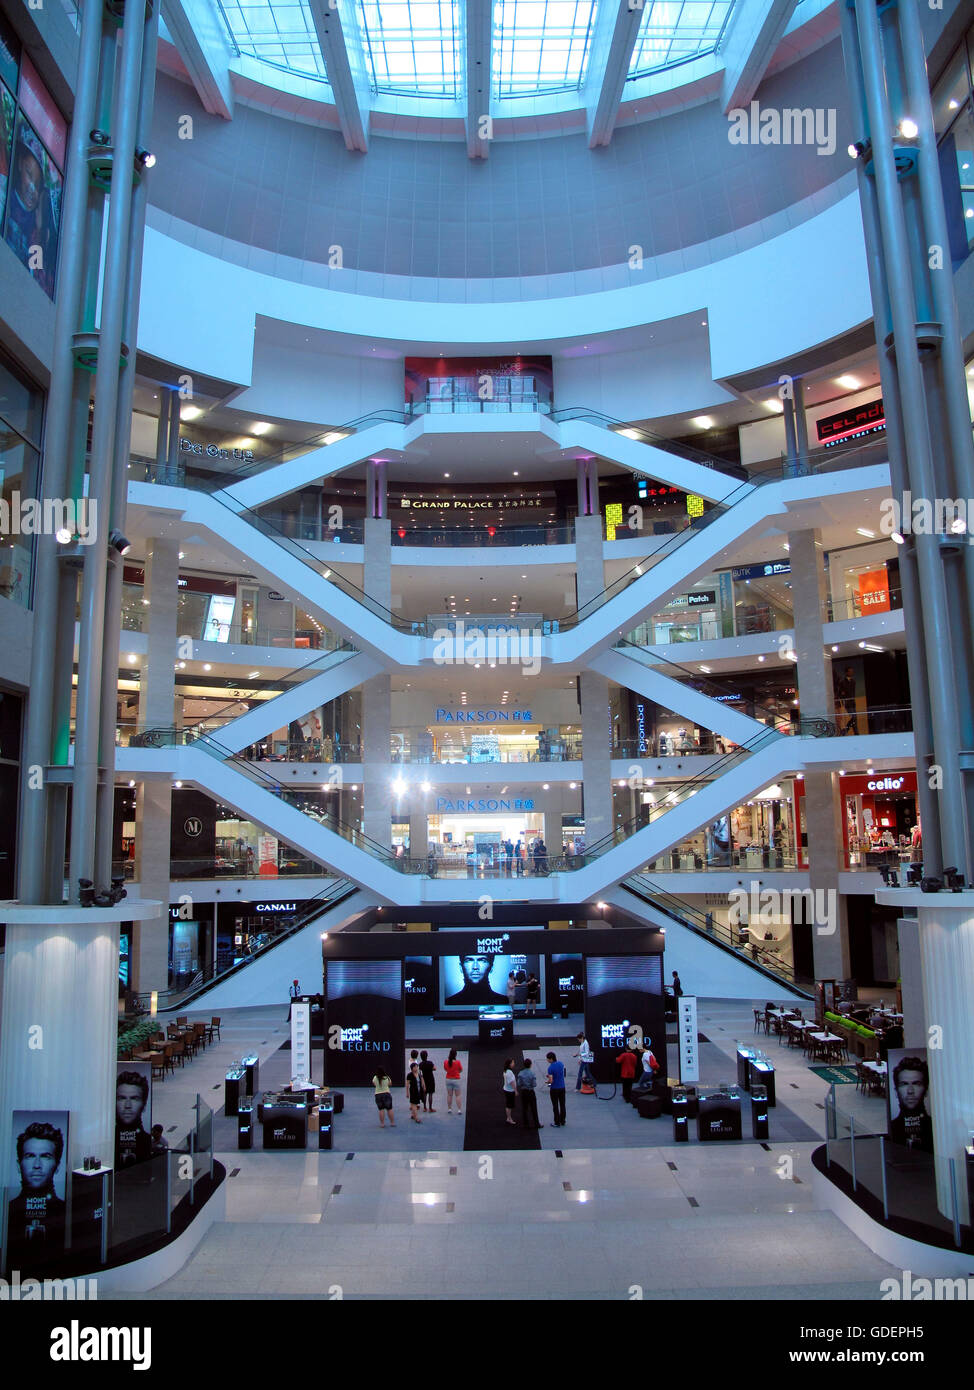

{"left": 406, "top": 1063, "right": 424, "bottom": 1123}
{"left": 502, "top": 1058, "right": 518, "bottom": 1125}
{"left": 444, "top": 1049, "right": 463, "bottom": 1113}
{"left": 574, "top": 1033, "right": 595, "bottom": 1091}
{"left": 419, "top": 1049, "right": 437, "bottom": 1112}
{"left": 372, "top": 1068, "right": 396, "bottom": 1128}
{"left": 517, "top": 1057, "right": 543, "bottom": 1129}
{"left": 615, "top": 1046, "right": 639, "bottom": 1104}
{"left": 545, "top": 1051, "right": 566, "bottom": 1127}
{"left": 525, "top": 972, "right": 540, "bottom": 1017}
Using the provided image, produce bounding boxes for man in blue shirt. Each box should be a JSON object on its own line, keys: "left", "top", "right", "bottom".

{"left": 546, "top": 1051, "right": 567, "bottom": 1127}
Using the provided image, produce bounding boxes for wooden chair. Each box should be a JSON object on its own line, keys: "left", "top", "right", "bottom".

{"left": 753, "top": 1008, "right": 765, "bottom": 1034}
{"left": 176, "top": 1015, "right": 188, "bottom": 1026}
{"left": 191, "top": 1022, "right": 207, "bottom": 1054}
{"left": 151, "top": 1053, "right": 166, "bottom": 1083}
{"left": 161, "top": 1042, "right": 177, "bottom": 1077}
{"left": 207, "top": 1017, "right": 221, "bottom": 1043}
{"left": 170, "top": 1037, "right": 187, "bottom": 1068}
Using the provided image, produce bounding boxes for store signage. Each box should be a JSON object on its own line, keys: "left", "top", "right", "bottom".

{"left": 477, "top": 935, "right": 510, "bottom": 953}
{"left": 179, "top": 438, "right": 255, "bottom": 462}
{"left": 867, "top": 776, "right": 906, "bottom": 791}
{"left": 267, "top": 591, "right": 285, "bottom": 600}
{"left": 857, "top": 568, "right": 891, "bottom": 613}
{"left": 815, "top": 397, "right": 885, "bottom": 447}
{"left": 184, "top": 817, "right": 202, "bottom": 837}
{"left": 290, "top": 1001, "right": 311, "bottom": 1084}
{"left": 339, "top": 1025, "right": 390, "bottom": 1052}
{"left": 731, "top": 560, "right": 791, "bottom": 581}
{"left": 679, "top": 996, "right": 699, "bottom": 1084}
{"left": 799, "top": 772, "right": 916, "bottom": 796}
{"left": 436, "top": 798, "right": 534, "bottom": 813}
{"left": 254, "top": 902, "right": 297, "bottom": 913}
{"left": 605, "top": 502, "right": 624, "bottom": 540}
{"left": 668, "top": 590, "right": 716, "bottom": 608}
{"left": 400, "top": 497, "right": 543, "bottom": 510}
{"left": 600, "top": 1021, "right": 629, "bottom": 1044}
{"left": 434, "top": 708, "right": 533, "bottom": 722}
{"left": 636, "top": 701, "right": 648, "bottom": 755}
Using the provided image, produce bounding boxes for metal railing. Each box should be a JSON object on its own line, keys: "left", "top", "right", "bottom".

{"left": 134, "top": 878, "right": 358, "bottom": 1010}
{"left": 623, "top": 874, "right": 801, "bottom": 989}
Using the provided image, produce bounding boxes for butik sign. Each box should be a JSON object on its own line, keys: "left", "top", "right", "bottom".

{"left": 731, "top": 560, "right": 791, "bottom": 581}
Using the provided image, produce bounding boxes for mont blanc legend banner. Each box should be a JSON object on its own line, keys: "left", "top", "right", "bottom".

{"left": 324, "top": 960, "right": 405, "bottom": 1087}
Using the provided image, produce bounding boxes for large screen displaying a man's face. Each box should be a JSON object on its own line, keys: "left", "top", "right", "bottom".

{"left": 439, "top": 952, "right": 543, "bottom": 1010}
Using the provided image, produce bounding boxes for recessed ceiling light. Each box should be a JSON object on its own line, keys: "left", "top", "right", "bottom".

{"left": 251, "top": 421, "right": 271, "bottom": 435}
{"left": 856, "top": 528, "right": 875, "bottom": 538}
{"left": 180, "top": 405, "right": 202, "bottom": 421}
{"left": 691, "top": 415, "right": 714, "bottom": 430}
{"left": 836, "top": 374, "right": 860, "bottom": 391}
{"left": 203, "top": 663, "right": 211, "bottom": 671}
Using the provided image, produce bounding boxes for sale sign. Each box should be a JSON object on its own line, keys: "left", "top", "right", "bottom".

{"left": 857, "top": 568, "right": 891, "bottom": 614}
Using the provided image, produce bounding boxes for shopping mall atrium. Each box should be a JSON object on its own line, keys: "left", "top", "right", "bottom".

{"left": 1, "top": 0, "right": 974, "bottom": 1328}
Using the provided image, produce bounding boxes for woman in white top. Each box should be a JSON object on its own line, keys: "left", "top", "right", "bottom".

{"left": 506, "top": 972, "right": 517, "bottom": 1011}
{"left": 502, "top": 1058, "right": 517, "bottom": 1125}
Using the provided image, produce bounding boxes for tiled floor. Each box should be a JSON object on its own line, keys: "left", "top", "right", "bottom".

{"left": 107, "top": 997, "right": 904, "bottom": 1300}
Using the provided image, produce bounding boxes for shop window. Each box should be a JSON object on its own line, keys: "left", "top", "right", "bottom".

{"left": 0, "top": 17, "right": 66, "bottom": 299}
{"left": 0, "top": 348, "right": 44, "bottom": 609}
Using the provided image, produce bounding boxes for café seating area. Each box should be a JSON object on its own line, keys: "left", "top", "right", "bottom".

{"left": 118, "top": 1017, "right": 221, "bottom": 1082}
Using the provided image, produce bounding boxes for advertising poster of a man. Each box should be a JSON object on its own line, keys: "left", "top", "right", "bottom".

{"left": 115, "top": 1063, "right": 153, "bottom": 1168}
{"left": 5, "top": 1112, "right": 68, "bottom": 1270}
{"left": 887, "top": 1049, "right": 934, "bottom": 1154}
{"left": 443, "top": 953, "right": 510, "bottom": 1006}
{"left": 4, "top": 116, "right": 60, "bottom": 297}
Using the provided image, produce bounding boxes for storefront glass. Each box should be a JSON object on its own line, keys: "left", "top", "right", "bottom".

{"left": 0, "top": 349, "right": 43, "bottom": 609}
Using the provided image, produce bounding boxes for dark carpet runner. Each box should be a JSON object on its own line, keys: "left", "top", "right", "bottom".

{"left": 460, "top": 1038, "right": 546, "bottom": 1151}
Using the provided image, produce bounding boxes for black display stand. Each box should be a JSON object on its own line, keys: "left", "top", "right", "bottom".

{"left": 225, "top": 1066, "right": 246, "bottom": 1118}
{"left": 478, "top": 1016, "right": 514, "bottom": 1044}
{"left": 751, "top": 1086, "right": 770, "bottom": 1139}
{"left": 243, "top": 1054, "right": 259, "bottom": 1094}
{"left": 672, "top": 1090, "right": 689, "bottom": 1141}
{"left": 736, "top": 1045, "right": 753, "bottom": 1090}
{"left": 317, "top": 1099, "right": 334, "bottom": 1151}
{"left": 697, "top": 1091, "right": 743, "bottom": 1141}
{"left": 748, "top": 1057, "right": 776, "bottom": 1106}
{"left": 262, "top": 1098, "right": 308, "bottom": 1149}
{"left": 237, "top": 1098, "right": 254, "bottom": 1149}
{"left": 71, "top": 1166, "right": 112, "bottom": 1265}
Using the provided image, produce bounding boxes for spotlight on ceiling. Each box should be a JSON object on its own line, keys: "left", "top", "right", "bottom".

{"left": 109, "top": 529, "right": 131, "bottom": 555}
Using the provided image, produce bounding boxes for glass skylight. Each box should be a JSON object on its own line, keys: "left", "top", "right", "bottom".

{"left": 218, "top": 0, "right": 330, "bottom": 81}
{"left": 357, "top": 0, "right": 462, "bottom": 98}
{"left": 627, "top": 0, "right": 736, "bottom": 80}
{"left": 493, "top": 0, "right": 598, "bottom": 100}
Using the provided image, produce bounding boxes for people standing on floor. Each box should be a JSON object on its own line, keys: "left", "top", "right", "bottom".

{"left": 504, "top": 839, "right": 514, "bottom": 874}
{"left": 506, "top": 971, "right": 518, "bottom": 1012}
{"left": 525, "top": 972, "right": 540, "bottom": 1017}
{"left": 574, "top": 1033, "right": 595, "bottom": 1091}
{"left": 444, "top": 1049, "right": 463, "bottom": 1113}
{"left": 537, "top": 839, "right": 548, "bottom": 874}
{"left": 502, "top": 1058, "right": 518, "bottom": 1125}
{"left": 419, "top": 1050, "right": 437, "bottom": 1112}
{"left": 515, "top": 839, "right": 525, "bottom": 875}
{"left": 372, "top": 1068, "right": 396, "bottom": 1128}
{"left": 615, "top": 1046, "right": 639, "bottom": 1103}
{"left": 671, "top": 971, "right": 683, "bottom": 999}
{"left": 517, "top": 1057, "right": 543, "bottom": 1129}
{"left": 406, "top": 1063, "right": 425, "bottom": 1123}
{"left": 545, "top": 1051, "right": 566, "bottom": 1127}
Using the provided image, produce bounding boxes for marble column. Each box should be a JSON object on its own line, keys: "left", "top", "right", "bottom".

{"left": 788, "top": 527, "right": 849, "bottom": 978}
{"left": 574, "top": 509, "right": 613, "bottom": 851}
{"left": 362, "top": 516, "right": 393, "bottom": 851}
{"left": 897, "top": 914, "right": 926, "bottom": 1047}
{"left": 132, "top": 539, "right": 180, "bottom": 993}
{"left": 409, "top": 805, "right": 428, "bottom": 863}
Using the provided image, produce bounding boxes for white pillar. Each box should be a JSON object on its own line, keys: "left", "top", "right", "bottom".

{"left": 0, "top": 903, "right": 162, "bottom": 1175}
